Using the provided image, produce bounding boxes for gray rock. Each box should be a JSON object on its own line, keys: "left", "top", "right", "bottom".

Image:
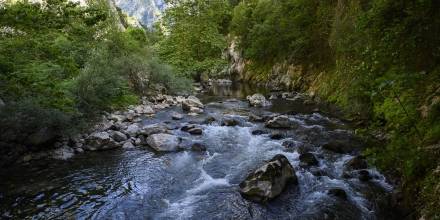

{"left": 0, "top": 98, "right": 5, "bottom": 107}
{"left": 126, "top": 124, "right": 141, "bottom": 137}
{"left": 188, "top": 127, "right": 203, "bottom": 135}
{"left": 189, "top": 107, "right": 204, "bottom": 114}
{"left": 146, "top": 134, "right": 180, "bottom": 152}
{"left": 246, "top": 94, "right": 271, "bottom": 107}
{"left": 171, "top": 112, "right": 184, "bottom": 120}
{"left": 110, "top": 130, "right": 128, "bottom": 142}
{"left": 134, "top": 105, "right": 154, "bottom": 114}
{"left": 239, "top": 154, "right": 298, "bottom": 202}
{"left": 265, "top": 115, "right": 295, "bottom": 129}
{"left": 182, "top": 96, "right": 204, "bottom": 111}
{"left": 181, "top": 124, "right": 197, "bottom": 132}
{"left": 123, "top": 141, "right": 135, "bottom": 149}
{"left": 85, "top": 132, "right": 120, "bottom": 151}
{"left": 221, "top": 118, "right": 239, "bottom": 126}
{"left": 51, "top": 145, "right": 75, "bottom": 160}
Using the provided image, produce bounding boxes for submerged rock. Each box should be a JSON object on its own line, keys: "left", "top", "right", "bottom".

{"left": 246, "top": 94, "right": 271, "bottom": 107}
{"left": 146, "top": 134, "right": 180, "bottom": 152}
{"left": 239, "top": 154, "right": 298, "bottom": 202}
{"left": 265, "top": 115, "right": 295, "bottom": 129}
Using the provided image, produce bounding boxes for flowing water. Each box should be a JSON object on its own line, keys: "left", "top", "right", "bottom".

{"left": 0, "top": 84, "right": 393, "bottom": 219}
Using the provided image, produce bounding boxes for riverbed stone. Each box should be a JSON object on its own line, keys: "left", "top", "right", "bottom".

{"left": 188, "top": 127, "right": 203, "bottom": 135}
{"left": 125, "top": 124, "right": 141, "bottom": 137}
{"left": 191, "top": 143, "right": 207, "bottom": 151}
{"left": 182, "top": 96, "right": 204, "bottom": 111}
{"left": 110, "top": 130, "right": 128, "bottom": 142}
{"left": 181, "top": 124, "right": 197, "bottom": 132}
{"left": 299, "top": 153, "right": 319, "bottom": 167}
{"left": 122, "top": 141, "right": 135, "bottom": 149}
{"left": 246, "top": 93, "right": 271, "bottom": 107}
{"left": 221, "top": 117, "right": 239, "bottom": 126}
{"left": 146, "top": 134, "right": 180, "bottom": 152}
{"left": 50, "top": 145, "right": 75, "bottom": 160}
{"left": 171, "top": 112, "right": 184, "bottom": 120}
{"left": 239, "top": 154, "right": 298, "bottom": 202}
{"left": 85, "top": 132, "right": 120, "bottom": 151}
{"left": 265, "top": 115, "right": 295, "bottom": 129}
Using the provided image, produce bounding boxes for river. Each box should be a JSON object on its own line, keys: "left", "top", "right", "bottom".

{"left": 0, "top": 83, "right": 393, "bottom": 219}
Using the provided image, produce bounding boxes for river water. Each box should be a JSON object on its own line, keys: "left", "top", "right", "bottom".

{"left": 0, "top": 84, "right": 393, "bottom": 219}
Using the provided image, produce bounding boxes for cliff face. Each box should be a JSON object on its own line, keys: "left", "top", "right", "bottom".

{"left": 113, "top": 0, "right": 165, "bottom": 27}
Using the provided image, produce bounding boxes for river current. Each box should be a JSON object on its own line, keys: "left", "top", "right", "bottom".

{"left": 0, "top": 84, "right": 393, "bottom": 219}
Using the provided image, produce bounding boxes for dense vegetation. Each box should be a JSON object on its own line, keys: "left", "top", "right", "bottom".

{"left": 0, "top": 0, "right": 190, "bottom": 151}
{"left": 159, "top": 0, "right": 439, "bottom": 218}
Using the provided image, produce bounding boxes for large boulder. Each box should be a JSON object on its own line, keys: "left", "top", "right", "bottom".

{"left": 265, "top": 115, "right": 295, "bottom": 129}
{"left": 182, "top": 96, "right": 204, "bottom": 111}
{"left": 239, "top": 154, "right": 298, "bottom": 202}
{"left": 134, "top": 105, "right": 155, "bottom": 114}
{"left": 85, "top": 132, "right": 120, "bottom": 151}
{"left": 246, "top": 94, "right": 271, "bottom": 107}
{"left": 146, "top": 134, "right": 181, "bottom": 152}
{"left": 0, "top": 98, "right": 5, "bottom": 108}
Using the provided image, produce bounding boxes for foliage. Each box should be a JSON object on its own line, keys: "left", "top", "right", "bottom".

{"left": 157, "top": 0, "right": 232, "bottom": 78}
{"left": 0, "top": 0, "right": 191, "bottom": 148}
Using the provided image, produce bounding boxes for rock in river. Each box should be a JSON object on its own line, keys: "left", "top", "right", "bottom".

{"left": 85, "top": 132, "right": 120, "bottom": 151}
{"left": 146, "top": 134, "right": 180, "bottom": 152}
{"left": 239, "top": 154, "right": 298, "bottom": 202}
{"left": 246, "top": 93, "right": 271, "bottom": 107}
{"left": 265, "top": 115, "right": 295, "bottom": 129}
{"left": 299, "top": 153, "right": 319, "bottom": 167}
{"left": 182, "top": 96, "right": 204, "bottom": 112}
